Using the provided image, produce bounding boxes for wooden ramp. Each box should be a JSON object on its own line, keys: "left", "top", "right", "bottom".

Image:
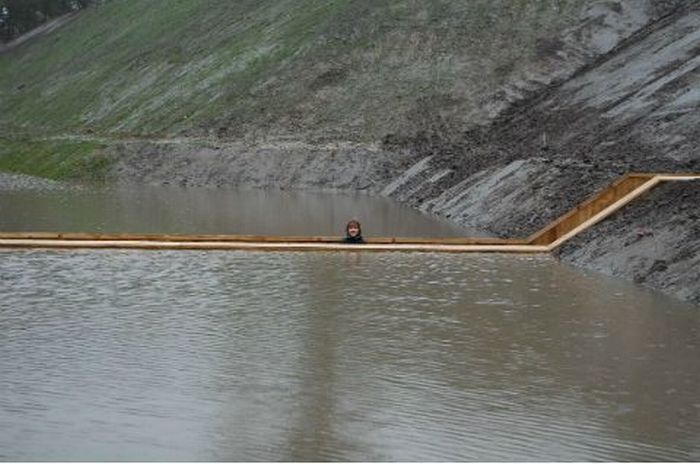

{"left": 0, "top": 173, "right": 698, "bottom": 253}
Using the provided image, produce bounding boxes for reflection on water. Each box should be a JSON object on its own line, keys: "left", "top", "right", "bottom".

{"left": 0, "top": 185, "right": 476, "bottom": 237}
{"left": 1, "top": 251, "right": 698, "bottom": 461}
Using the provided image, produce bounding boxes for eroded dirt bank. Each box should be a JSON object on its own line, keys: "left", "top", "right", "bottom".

{"left": 106, "top": 139, "right": 420, "bottom": 193}
{"left": 380, "top": 2, "right": 700, "bottom": 303}
{"left": 555, "top": 182, "right": 700, "bottom": 304}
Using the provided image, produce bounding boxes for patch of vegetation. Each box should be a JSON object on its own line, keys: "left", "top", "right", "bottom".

{"left": 0, "top": 136, "right": 111, "bottom": 181}
{"left": 0, "top": 0, "right": 584, "bottom": 141}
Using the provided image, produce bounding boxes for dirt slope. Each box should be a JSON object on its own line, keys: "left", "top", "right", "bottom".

{"left": 555, "top": 181, "right": 700, "bottom": 304}
{"left": 385, "top": 0, "right": 699, "bottom": 302}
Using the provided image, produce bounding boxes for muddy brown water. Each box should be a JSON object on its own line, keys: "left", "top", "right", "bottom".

{"left": 1, "top": 187, "right": 699, "bottom": 461}
{"left": 0, "top": 185, "right": 475, "bottom": 237}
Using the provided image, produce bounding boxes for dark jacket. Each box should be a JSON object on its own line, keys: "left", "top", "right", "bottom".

{"left": 343, "top": 234, "right": 365, "bottom": 244}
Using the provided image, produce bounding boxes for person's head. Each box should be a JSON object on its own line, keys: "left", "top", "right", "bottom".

{"left": 346, "top": 219, "right": 362, "bottom": 238}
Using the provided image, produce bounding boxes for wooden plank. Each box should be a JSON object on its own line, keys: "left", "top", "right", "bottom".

{"left": 545, "top": 174, "right": 700, "bottom": 250}
{"left": 655, "top": 175, "right": 700, "bottom": 181}
{"left": 0, "top": 238, "right": 548, "bottom": 253}
{"left": 545, "top": 177, "right": 662, "bottom": 250}
{"left": 0, "top": 231, "right": 527, "bottom": 245}
{"left": 527, "top": 175, "right": 654, "bottom": 245}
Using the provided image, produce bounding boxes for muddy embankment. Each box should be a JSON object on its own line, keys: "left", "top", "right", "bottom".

{"left": 381, "top": 1, "right": 700, "bottom": 303}
{"left": 106, "top": 1, "right": 699, "bottom": 303}
{"left": 555, "top": 182, "right": 700, "bottom": 303}
{"left": 108, "top": 139, "right": 414, "bottom": 193}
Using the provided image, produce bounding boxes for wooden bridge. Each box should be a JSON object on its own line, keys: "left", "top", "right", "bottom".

{"left": 0, "top": 173, "right": 698, "bottom": 253}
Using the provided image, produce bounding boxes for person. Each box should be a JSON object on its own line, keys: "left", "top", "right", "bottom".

{"left": 343, "top": 219, "right": 365, "bottom": 243}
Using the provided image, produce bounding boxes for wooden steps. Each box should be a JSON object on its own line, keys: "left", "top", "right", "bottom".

{"left": 0, "top": 173, "right": 697, "bottom": 253}
{"left": 532, "top": 173, "right": 699, "bottom": 251}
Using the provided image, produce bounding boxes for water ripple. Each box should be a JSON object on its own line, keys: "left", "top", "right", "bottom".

{"left": 1, "top": 250, "right": 698, "bottom": 460}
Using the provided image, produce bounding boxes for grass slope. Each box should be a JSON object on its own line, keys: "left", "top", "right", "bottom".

{"left": 0, "top": 0, "right": 582, "bottom": 143}
{"left": 0, "top": 137, "right": 108, "bottom": 181}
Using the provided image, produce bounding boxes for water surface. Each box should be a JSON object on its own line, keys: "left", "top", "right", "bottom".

{"left": 1, "top": 184, "right": 698, "bottom": 460}
{"left": 1, "top": 250, "right": 698, "bottom": 461}
{"left": 0, "top": 185, "right": 475, "bottom": 237}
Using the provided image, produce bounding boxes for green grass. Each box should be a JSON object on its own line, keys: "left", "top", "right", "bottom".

{"left": 0, "top": 0, "right": 583, "bottom": 141}
{"left": 0, "top": 137, "right": 111, "bottom": 181}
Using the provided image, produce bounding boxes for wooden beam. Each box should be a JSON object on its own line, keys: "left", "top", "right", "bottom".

{"left": 527, "top": 174, "right": 655, "bottom": 245}
{"left": 544, "top": 175, "right": 699, "bottom": 250}
{"left": 0, "top": 232, "right": 527, "bottom": 245}
{"left": 0, "top": 238, "right": 548, "bottom": 253}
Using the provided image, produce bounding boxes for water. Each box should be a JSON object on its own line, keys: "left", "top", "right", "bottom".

{"left": 1, "top": 187, "right": 699, "bottom": 461}
{"left": 0, "top": 185, "right": 474, "bottom": 237}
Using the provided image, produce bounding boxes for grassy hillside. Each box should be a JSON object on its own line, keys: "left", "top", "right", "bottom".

{"left": 0, "top": 136, "right": 108, "bottom": 180}
{"left": 0, "top": 0, "right": 583, "bottom": 142}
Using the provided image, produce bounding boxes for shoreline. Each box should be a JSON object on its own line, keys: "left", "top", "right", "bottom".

{"left": 0, "top": 171, "right": 72, "bottom": 191}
